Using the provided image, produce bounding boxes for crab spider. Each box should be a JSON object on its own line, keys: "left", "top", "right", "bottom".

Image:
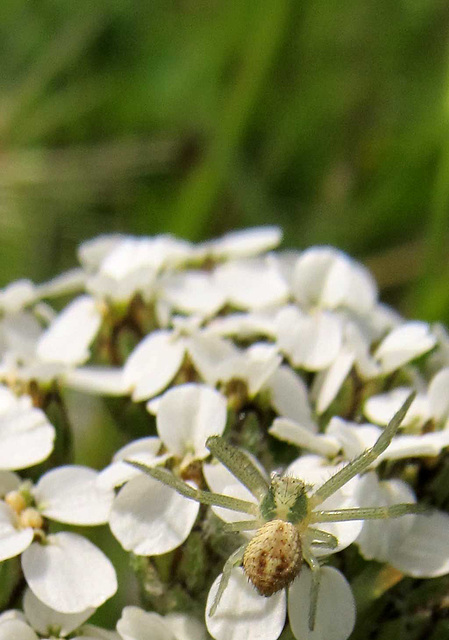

{"left": 127, "top": 392, "right": 426, "bottom": 631}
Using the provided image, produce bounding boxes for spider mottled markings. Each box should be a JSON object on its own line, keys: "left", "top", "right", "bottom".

{"left": 126, "top": 392, "right": 426, "bottom": 631}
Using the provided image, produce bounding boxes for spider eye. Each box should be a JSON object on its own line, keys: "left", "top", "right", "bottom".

{"left": 243, "top": 520, "right": 302, "bottom": 596}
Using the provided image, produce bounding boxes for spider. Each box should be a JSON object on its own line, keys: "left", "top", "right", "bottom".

{"left": 127, "top": 392, "right": 426, "bottom": 631}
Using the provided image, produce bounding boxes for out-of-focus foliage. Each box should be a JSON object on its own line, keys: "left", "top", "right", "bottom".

{"left": 0, "top": 0, "right": 448, "bottom": 317}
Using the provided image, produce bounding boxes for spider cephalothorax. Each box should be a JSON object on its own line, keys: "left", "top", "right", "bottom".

{"left": 127, "top": 392, "right": 426, "bottom": 630}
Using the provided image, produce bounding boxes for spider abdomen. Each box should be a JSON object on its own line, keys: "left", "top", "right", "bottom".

{"left": 242, "top": 519, "right": 302, "bottom": 596}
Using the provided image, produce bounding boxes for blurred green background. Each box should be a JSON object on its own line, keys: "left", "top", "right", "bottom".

{"left": 1, "top": 0, "right": 448, "bottom": 322}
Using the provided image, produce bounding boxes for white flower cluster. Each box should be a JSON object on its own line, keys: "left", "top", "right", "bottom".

{"left": 0, "top": 227, "right": 448, "bottom": 640}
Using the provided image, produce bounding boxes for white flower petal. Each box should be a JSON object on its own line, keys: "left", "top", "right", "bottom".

{"left": 428, "top": 368, "right": 449, "bottom": 423}
{"left": 117, "top": 606, "right": 176, "bottom": 640}
{"left": 206, "top": 567, "right": 286, "bottom": 640}
{"left": 291, "top": 247, "right": 377, "bottom": 314}
{"left": 0, "top": 609, "right": 25, "bottom": 624}
{"left": 288, "top": 566, "right": 356, "bottom": 640}
{"left": 375, "top": 322, "right": 437, "bottom": 374}
{"left": 75, "top": 623, "right": 119, "bottom": 640}
{"left": 0, "top": 618, "right": 38, "bottom": 640}
{"left": 22, "top": 532, "right": 117, "bottom": 613}
{"left": 387, "top": 510, "right": 449, "bottom": 577}
{"left": 164, "top": 612, "right": 207, "bottom": 640}
{"left": 214, "top": 258, "right": 289, "bottom": 310}
{"left": 203, "top": 461, "right": 258, "bottom": 496}
{"left": 37, "top": 296, "right": 102, "bottom": 366}
{"left": 162, "top": 271, "right": 226, "bottom": 317}
{"left": 98, "top": 437, "right": 164, "bottom": 489}
{"left": 112, "top": 236, "right": 192, "bottom": 274}
{"left": 276, "top": 307, "right": 342, "bottom": 370}
{"left": 356, "top": 474, "right": 417, "bottom": 562}
{"left": 344, "top": 321, "right": 381, "bottom": 379}
{"left": 0, "top": 470, "right": 21, "bottom": 495}
{"left": 1, "top": 311, "right": 43, "bottom": 359}
{"left": 63, "top": 367, "right": 131, "bottom": 396}
{"left": 203, "top": 461, "right": 259, "bottom": 524}
{"left": 326, "top": 419, "right": 381, "bottom": 461}
{"left": 364, "top": 388, "right": 430, "bottom": 427}
{"left": 311, "top": 348, "right": 355, "bottom": 415}
{"left": 205, "top": 226, "right": 282, "bottom": 259}
{"left": 109, "top": 474, "right": 199, "bottom": 555}
{"left": 156, "top": 384, "right": 227, "bottom": 459}
{"left": 378, "top": 431, "right": 449, "bottom": 461}
{"left": 265, "top": 366, "right": 317, "bottom": 428}
{"left": 36, "top": 268, "right": 86, "bottom": 299}
{"left": 269, "top": 418, "right": 339, "bottom": 458}
{"left": 187, "top": 334, "right": 238, "bottom": 386}
{"left": 87, "top": 269, "right": 156, "bottom": 302}
{"left": 124, "top": 331, "right": 186, "bottom": 401}
{"left": 34, "top": 466, "right": 114, "bottom": 525}
{"left": 23, "top": 588, "right": 94, "bottom": 636}
{"left": 78, "top": 234, "right": 125, "bottom": 271}
{"left": 0, "top": 280, "right": 37, "bottom": 313}
{"left": 0, "top": 502, "right": 33, "bottom": 561}
{"left": 0, "top": 388, "right": 55, "bottom": 471}
{"left": 215, "top": 343, "right": 281, "bottom": 397}
{"left": 206, "top": 312, "right": 277, "bottom": 340}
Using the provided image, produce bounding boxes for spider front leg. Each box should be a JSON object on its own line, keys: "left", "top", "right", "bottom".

{"left": 222, "top": 519, "right": 261, "bottom": 533}
{"left": 303, "top": 547, "right": 321, "bottom": 631}
{"left": 125, "top": 460, "right": 258, "bottom": 516}
{"left": 206, "top": 435, "right": 269, "bottom": 501}
{"left": 310, "top": 392, "right": 416, "bottom": 507}
{"left": 312, "top": 502, "right": 427, "bottom": 524}
{"left": 308, "top": 527, "right": 338, "bottom": 549}
{"left": 208, "top": 544, "right": 246, "bottom": 616}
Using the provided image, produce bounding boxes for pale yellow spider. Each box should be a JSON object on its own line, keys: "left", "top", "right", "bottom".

{"left": 128, "top": 393, "right": 426, "bottom": 630}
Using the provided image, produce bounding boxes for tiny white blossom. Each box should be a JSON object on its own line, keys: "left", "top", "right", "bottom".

{"left": 0, "top": 466, "right": 117, "bottom": 613}
{"left": 188, "top": 334, "right": 282, "bottom": 398}
{"left": 290, "top": 246, "right": 378, "bottom": 314}
{"left": 107, "top": 383, "right": 228, "bottom": 556}
{"left": 374, "top": 321, "right": 437, "bottom": 374}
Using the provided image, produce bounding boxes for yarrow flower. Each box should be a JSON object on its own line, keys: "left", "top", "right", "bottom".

{"left": 0, "top": 466, "right": 117, "bottom": 613}
{"left": 128, "top": 396, "right": 436, "bottom": 640}
{"left": 0, "top": 598, "right": 206, "bottom": 640}
{"left": 1, "top": 226, "right": 448, "bottom": 639}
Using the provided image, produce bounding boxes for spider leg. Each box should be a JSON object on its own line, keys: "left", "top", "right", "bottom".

{"left": 303, "top": 547, "right": 321, "bottom": 631}
{"left": 312, "top": 502, "right": 427, "bottom": 523}
{"left": 222, "top": 519, "right": 261, "bottom": 533}
{"left": 310, "top": 393, "right": 416, "bottom": 507}
{"left": 125, "top": 460, "right": 258, "bottom": 515}
{"left": 209, "top": 544, "right": 246, "bottom": 616}
{"left": 308, "top": 527, "right": 338, "bottom": 549}
{"left": 206, "top": 435, "right": 269, "bottom": 501}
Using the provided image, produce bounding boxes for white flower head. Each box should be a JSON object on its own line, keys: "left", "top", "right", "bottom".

{"left": 127, "top": 396, "right": 420, "bottom": 640}
{"left": 290, "top": 246, "right": 378, "bottom": 314}
{"left": 80, "top": 234, "right": 194, "bottom": 303}
{"left": 108, "top": 383, "right": 228, "bottom": 556}
{"left": 374, "top": 321, "right": 437, "bottom": 374}
{"left": 188, "top": 334, "right": 282, "bottom": 399}
{"left": 0, "top": 466, "right": 117, "bottom": 613}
